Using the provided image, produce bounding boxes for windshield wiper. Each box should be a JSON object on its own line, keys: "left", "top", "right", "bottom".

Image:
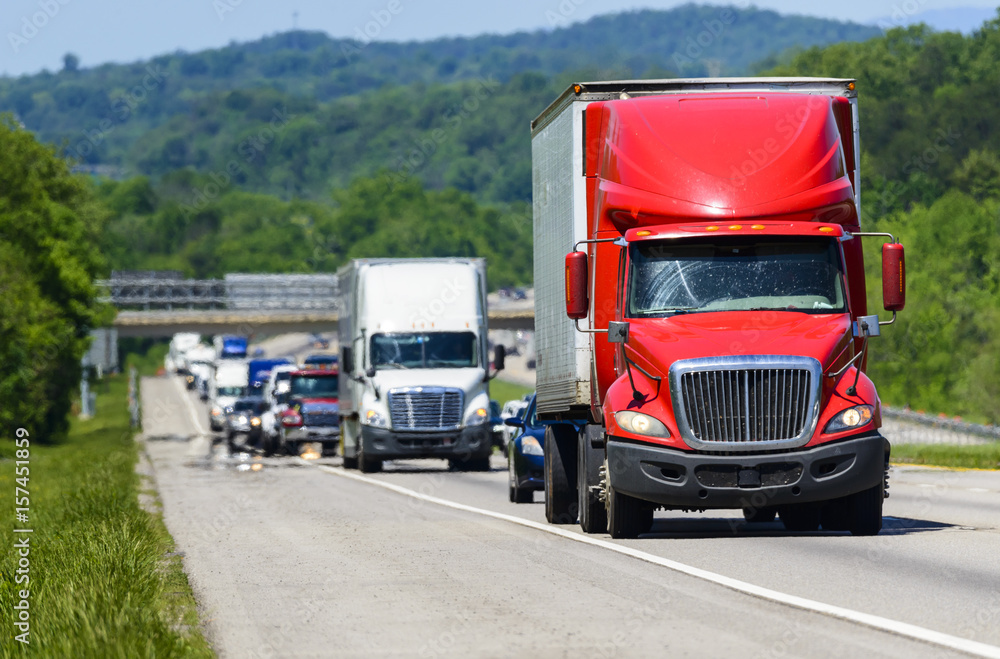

{"left": 647, "top": 307, "right": 698, "bottom": 315}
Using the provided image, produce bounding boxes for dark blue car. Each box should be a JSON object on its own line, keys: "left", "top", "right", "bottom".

{"left": 505, "top": 394, "right": 580, "bottom": 504}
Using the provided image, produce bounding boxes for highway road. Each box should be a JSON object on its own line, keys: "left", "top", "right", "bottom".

{"left": 141, "top": 374, "right": 1000, "bottom": 658}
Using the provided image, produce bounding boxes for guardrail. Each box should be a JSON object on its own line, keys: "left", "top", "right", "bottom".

{"left": 881, "top": 406, "right": 1000, "bottom": 445}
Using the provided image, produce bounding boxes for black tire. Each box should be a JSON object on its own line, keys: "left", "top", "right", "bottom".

{"left": 358, "top": 445, "right": 382, "bottom": 473}
{"left": 606, "top": 485, "right": 652, "bottom": 539}
{"left": 342, "top": 455, "right": 358, "bottom": 469}
{"left": 780, "top": 503, "right": 822, "bottom": 532}
{"left": 467, "top": 456, "right": 493, "bottom": 472}
{"left": 743, "top": 506, "right": 778, "bottom": 524}
{"left": 578, "top": 427, "right": 607, "bottom": 534}
{"left": 544, "top": 425, "right": 578, "bottom": 524}
{"left": 508, "top": 454, "right": 533, "bottom": 504}
{"left": 848, "top": 482, "right": 884, "bottom": 536}
{"left": 820, "top": 498, "right": 851, "bottom": 532}
{"left": 262, "top": 433, "right": 277, "bottom": 457}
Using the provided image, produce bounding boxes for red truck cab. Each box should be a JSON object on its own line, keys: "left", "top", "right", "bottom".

{"left": 532, "top": 79, "right": 905, "bottom": 538}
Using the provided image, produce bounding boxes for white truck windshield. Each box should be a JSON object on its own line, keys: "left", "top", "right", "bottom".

{"left": 371, "top": 332, "right": 478, "bottom": 369}
{"left": 628, "top": 238, "right": 846, "bottom": 317}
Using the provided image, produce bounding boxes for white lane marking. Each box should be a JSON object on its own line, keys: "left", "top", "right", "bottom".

{"left": 968, "top": 488, "right": 990, "bottom": 493}
{"left": 314, "top": 463, "right": 1000, "bottom": 659}
{"left": 172, "top": 376, "right": 208, "bottom": 435}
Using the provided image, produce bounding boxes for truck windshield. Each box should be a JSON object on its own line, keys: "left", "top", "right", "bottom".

{"left": 371, "top": 332, "right": 478, "bottom": 370}
{"left": 628, "top": 238, "right": 846, "bottom": 317}
{"left": 289, "top": 375, "right": 339, "bottom": 398}
{"left": 216, "top": 386, "right": 244, "bottom": 397}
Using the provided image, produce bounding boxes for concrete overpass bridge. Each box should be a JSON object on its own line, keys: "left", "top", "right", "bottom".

{"left": 99, "top": 274, "right": 534, "bottom": 337}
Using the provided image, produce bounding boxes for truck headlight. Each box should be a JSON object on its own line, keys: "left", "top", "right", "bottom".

{"left": 364, "top": 409, "right": 388, "bottom": 428}
{"left": 251, "top": 417, "right": 261, "bottom": 427}
{"left": 520, "top": 436, "right": 544, "bottom": 456}
{"left": 614, "top": 411, "right": 670, "bottom": 438}
{"left": 465, "top": 407, "right": 489, "bottom": 426}
{"left": 824, "top": 405, "right": 874, "bottom": 434}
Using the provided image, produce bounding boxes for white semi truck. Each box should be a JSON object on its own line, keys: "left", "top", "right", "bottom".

{"left": 337, "top": 258, "right": 504, "bottom": 472}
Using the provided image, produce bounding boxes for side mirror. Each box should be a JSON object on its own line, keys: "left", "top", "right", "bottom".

{"left": 504, "top": 417, "right": 524, "bottom": 428}
{"left": 365, "top": 366, "right": 376, "bottom": 378}
{"left": 342, "top": 346, "right": 354, "bottom": 374}
{"left": 565, "top": 251, "right": 589, "bottom": 319}
{"left": 493, "top": 344, "right": 506, "bottom": 372}
{"left": 882, "top": 243, "right": 906, "bottom": 312}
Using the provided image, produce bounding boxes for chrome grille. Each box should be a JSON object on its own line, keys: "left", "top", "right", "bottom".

{"left": 303, "top": 412, "right": 339, "bottom": 427}
{"left": 388, "top": 388, "right": 463, "bottom": 431}
{"left": 670, "top": 356, "right": 821, "bottom": 451}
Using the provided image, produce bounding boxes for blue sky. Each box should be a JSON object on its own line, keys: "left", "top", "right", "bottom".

{"left": 1, "top": 0, "right": 996, "bottom": 77}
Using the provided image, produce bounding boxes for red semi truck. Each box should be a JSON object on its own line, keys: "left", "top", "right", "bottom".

{"left": 532, "top": 78, "right": 906, "bottom": 538}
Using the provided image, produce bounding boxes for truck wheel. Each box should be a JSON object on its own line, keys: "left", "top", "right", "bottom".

{"left": 342, "top": 455, "right": 358, "bottom": 470}
{"left": 606, "top": 484, "right": 651, "bottom": 539}
{"left": 780, "top": 504, "right": 821, "bottom": 532}
{"left": 578, "top": 427, "right": 607, "bottom": 534}
{"left": 742, "top": 506, "right": 777, "bottom": 523}
{"left": 358, "top": 446, "right": 382, "bottom": 473}
{"left": 544, "top": 426, "right": 578, "bottom": 524}
{"left": 848, "top": 482, "right": 884, "bottom": 536}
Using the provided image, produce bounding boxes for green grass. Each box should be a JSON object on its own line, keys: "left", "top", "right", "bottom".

{"left": 891, "top": 443, "right": 1000, "bottom": 470}
{"left": 0, "top": 358, "right": 213, "bottom": 658}
{"left": 489, "top": 378, "right": 534, "bottom": 406}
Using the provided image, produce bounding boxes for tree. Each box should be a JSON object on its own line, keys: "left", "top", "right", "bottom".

{"left": 62, "top": 52, "right": 80, "bottom": 73}
{"left": 0, "top": 115, "right": 111, "bottom": 441}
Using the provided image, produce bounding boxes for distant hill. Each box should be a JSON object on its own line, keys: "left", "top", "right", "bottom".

{"left": 0, "top": 4, "right": 879, "bottom": 192}
{"left": 872, "top": 6, "right": 997, "bottom": 34}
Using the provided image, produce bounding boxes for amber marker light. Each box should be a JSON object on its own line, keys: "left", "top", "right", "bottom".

{"left": 818, "top": 227, "right": 834, "bottom": 233}
{"left": 706, "top": 225, "right": 719, "bottom": 231}
{"left": 574, "top": 84, "right": 582, "bottom": 94}
{"left": 751, "top": 224, "right": 765, "bottom": 230}
{"left": 729, "top": 225, "right": 743, "bottom": 230}
{"left": 636, "top": 230, "right": 652, "bottom": 236}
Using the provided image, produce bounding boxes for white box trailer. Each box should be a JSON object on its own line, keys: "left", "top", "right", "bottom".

{"left": 337, "top": 258, "right": 501, "bottom": 472}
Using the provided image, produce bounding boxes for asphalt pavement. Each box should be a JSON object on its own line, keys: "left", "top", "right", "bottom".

{"left": 141, "top": 374, "right": 1000, "bottom": 658}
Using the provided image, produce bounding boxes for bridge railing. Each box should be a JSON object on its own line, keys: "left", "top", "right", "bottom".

{"left": 97, "top": 274, "right": 339, "bottom": 311}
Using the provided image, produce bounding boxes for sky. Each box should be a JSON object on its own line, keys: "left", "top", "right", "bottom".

{"left": 1, "top": 0, "right": 996, "bottom": 77}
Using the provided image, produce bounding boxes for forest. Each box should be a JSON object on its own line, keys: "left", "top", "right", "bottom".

{"left": 2, "top": 6, "right": 1000, "bottom": 440}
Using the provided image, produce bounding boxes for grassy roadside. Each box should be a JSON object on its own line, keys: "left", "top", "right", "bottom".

{"left": 890, "top": 443, "right": 1000, "bottom": 471}
{"left": 1, "top": 344, "right": 212, "bottom": 658}
{"left": 490, "top": 379, "right": 534, "bottom": 406}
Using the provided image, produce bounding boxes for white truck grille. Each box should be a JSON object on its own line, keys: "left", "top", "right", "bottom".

{"left": 388, "top": 388, "right": 463, "bottom": 431}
